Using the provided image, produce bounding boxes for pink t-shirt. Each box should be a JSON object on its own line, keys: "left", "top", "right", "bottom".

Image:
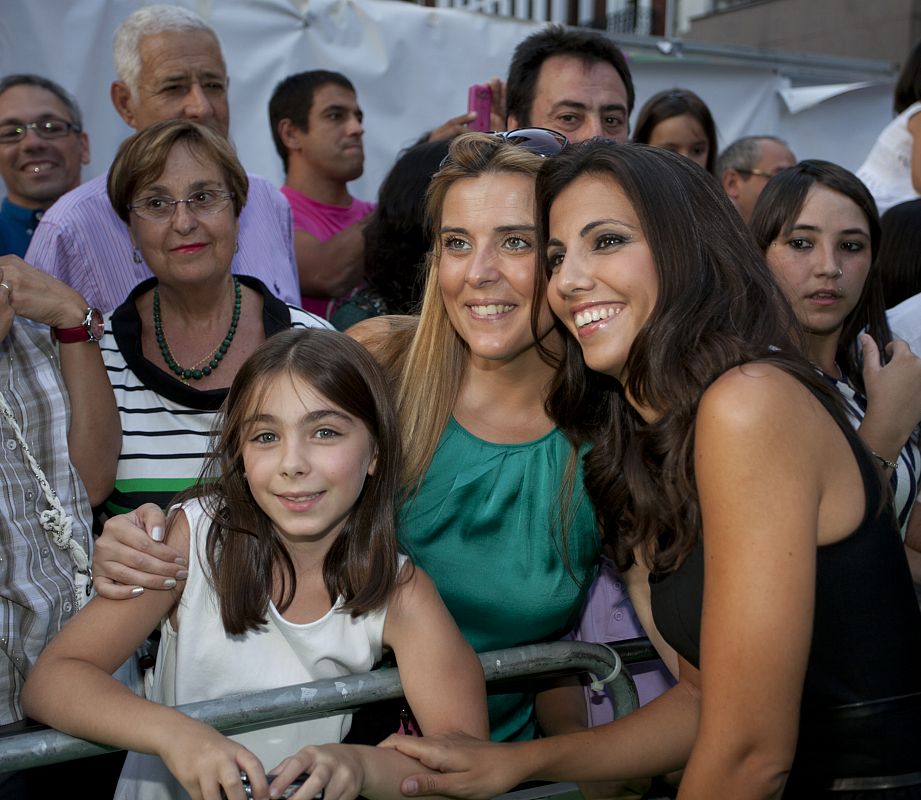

{"left": 281, "top": 185, "right": 375, "bottom": 317}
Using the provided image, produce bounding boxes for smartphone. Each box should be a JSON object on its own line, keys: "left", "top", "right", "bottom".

{"left": 467, "top": 83, "right": 492, "bottom": 132}
{"left": 233, "top": 771, "right": 324, "bottom": 799}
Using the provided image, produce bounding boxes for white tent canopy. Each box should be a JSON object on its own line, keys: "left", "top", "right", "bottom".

{"left": 1, "top": 0, "right": 898, "bottom": 202}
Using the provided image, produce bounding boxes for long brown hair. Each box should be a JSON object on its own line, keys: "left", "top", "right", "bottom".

{"left": 750, "top": 159, "right": 888, "bottom": 396}
{"left": 535, "top": 141, "right": 847, "bottom": 573}
{"left": 178, "top": 328, "right": 403, "bottom": 634}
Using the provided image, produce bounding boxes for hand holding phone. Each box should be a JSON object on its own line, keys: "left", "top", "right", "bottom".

{"left": 467, "top": 84, "right": 493, "bottom": 132}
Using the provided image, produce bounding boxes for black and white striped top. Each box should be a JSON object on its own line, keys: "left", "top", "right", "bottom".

{"left": 101, "top": 277, "right": 331, "bottom": 514}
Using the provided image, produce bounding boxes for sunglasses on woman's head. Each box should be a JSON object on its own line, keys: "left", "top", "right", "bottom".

{"left": 439, "top": 127, "right": 568, "bottom": 168}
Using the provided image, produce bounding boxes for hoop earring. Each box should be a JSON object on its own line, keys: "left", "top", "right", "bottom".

{"left": 132, "top": 249, "right": 143, "bottom": 264}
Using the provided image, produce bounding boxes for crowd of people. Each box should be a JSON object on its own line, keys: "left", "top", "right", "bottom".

{"left": 2, "top": 3, "right": 921, "bottom": 800}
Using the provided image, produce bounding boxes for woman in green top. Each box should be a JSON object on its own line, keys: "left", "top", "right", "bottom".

{"left": 348, "top": 132, "right": 600, "bottom": 742}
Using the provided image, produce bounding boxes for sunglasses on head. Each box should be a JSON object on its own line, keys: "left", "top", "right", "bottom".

{"left": 439, "top": 127, "right": 568, "bottom": 168}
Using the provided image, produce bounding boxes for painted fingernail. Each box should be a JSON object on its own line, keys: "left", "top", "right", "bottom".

{"left": 174, "top": 557, "right": 188, "bottom": 567}
{"left": 131, "top": 586, "right": 145, "bottom": 597}
{"left": 152, "top": 526, "right": 164, "bottom": 542}
{"left": 175, "top": 570, "right": 189, "bottom": 581}
{"left": 163, "top": 578, "right": 177, "bottom": 589}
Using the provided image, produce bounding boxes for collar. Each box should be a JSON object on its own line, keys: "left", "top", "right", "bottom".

{"left": 110, "top": 275, "right": 293, "bottom": 410}
{"left": 1, "top": 197, "right": 44, "bottom": 225}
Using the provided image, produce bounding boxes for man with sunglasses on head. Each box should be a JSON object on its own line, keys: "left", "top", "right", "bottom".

{"left": 25, "top": 4, "right": 301, "bottom": 313}
{"left": 0, "top": 75, "right": 89, "bottom": 258}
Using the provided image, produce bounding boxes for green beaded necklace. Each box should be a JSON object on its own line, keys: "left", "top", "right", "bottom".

{"left": 153, "top": 277, "right": 242, "bottom": 381}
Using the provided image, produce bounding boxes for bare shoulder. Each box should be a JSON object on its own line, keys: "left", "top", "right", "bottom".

{"left": 698, "top": 362, "right": 825, "bottom": 439}
{"left": 346, "top": 314, "right": 416, "bottom": 344}
{"left": 388, "top": 561, "right": 437, "bottom": 611}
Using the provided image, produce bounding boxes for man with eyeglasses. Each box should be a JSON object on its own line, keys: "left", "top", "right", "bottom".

{"left": 0, "top": 75, "right": 89, "bottom": 258}
{"left": 716, "top": 135, "right": 797, "bottom": 224}
{"left": 25, "top": 4, "right": 300, "bottom": 313}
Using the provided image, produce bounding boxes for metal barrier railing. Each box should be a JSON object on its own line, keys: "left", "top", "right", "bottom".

{"left": 0, "top": 639, "right": 655, "bottom": 774}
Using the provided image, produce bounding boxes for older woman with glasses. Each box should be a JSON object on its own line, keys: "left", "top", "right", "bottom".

{"left": 100, "top": 119, "right": 329, "bottom": 516}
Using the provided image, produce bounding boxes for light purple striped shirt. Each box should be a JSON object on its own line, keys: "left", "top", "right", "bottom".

{"left": 25, "top": 173, "right": 301, "bottom": 313}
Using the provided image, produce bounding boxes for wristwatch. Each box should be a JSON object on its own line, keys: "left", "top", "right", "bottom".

{"left": 53, "top": 307, "right": 104, "bottom": 343}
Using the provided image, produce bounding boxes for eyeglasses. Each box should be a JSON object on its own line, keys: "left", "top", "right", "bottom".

{"left": 439, "top": 127, "right": 568, "bottom": 168}
{"left": 0, "top": 118, "right": 82, "bottom": 144}
{"left": 127, "top": 190, "right": 235, "bottom": 222}
{"left": 736, "top": 167, "right": 788, "bottom": 179}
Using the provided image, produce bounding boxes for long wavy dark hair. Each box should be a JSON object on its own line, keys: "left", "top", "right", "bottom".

{"left": 750, "top": 160, "right": 888, "bottom": 396}
{"left": 176, "top": 328, "right": 404, "bottom": 635}
{"left": 533, "top": 141, "right": 846, "bottom": 573}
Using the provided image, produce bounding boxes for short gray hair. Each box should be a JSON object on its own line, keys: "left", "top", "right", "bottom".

{"left": 716, "top": 135, "right": 789, "bottom": 178}
{"left": 113, "top": 5, "right": 222, "bottom": 97}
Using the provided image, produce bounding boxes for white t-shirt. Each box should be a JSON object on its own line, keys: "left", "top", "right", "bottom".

{"left": 857, "top": 101, "right": 921, "bottom": 216}
{"left": 115, "top": 496, "right": 401, "bottom": 800}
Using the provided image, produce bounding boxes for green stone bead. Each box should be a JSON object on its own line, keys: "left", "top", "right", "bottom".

{"left": 209, "top": 359, "right": 219, "bottom": 369}
{"left": 202, "top": 366, "right": 212, "bottom": 375}
{"left": 182, "top": 370, "right": 192, "bottom": 379}
{"left": 192, "top": 369, "right": 203, "bottom": 379}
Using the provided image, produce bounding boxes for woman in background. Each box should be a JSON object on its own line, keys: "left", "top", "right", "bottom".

{"left": 632, "top": 88, "right": 717, "bottom": 174}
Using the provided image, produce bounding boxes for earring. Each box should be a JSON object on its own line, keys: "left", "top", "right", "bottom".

{"left": 836, "top": 268, "right": 843, "bottom": 278}
{"left": 132, "top": 249, "right": 143, "bottom": 264}
{"left": 234, "top": 241, "right": 239, "bottom": 254}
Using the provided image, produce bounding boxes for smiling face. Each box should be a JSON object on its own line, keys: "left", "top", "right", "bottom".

{"left": 547, "top": 173, "right": 658, "bottom": 387}
{"left": 647, "top": 113, "right": 709, "bottom": 170}
{"left": 0, "top": 84, "right": 89, "bottom": 209}
{"left": 437, "top": 171, "right": 553, "bottom": 368}
{"left": 241, "top": 373, "right": 377, "bottom": 549}
{"left": 127, "top": 141, "right": 238, "bottom": 289}
{"left": 765, "top": 185, "right": 872, "bottom": 365}
{"left": 516, "top": 55, "right": 629, "bottom": 144}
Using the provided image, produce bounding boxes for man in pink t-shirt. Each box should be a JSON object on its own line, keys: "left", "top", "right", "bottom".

{"left": 270, "top": 71, "right": 375, "bottom": 317}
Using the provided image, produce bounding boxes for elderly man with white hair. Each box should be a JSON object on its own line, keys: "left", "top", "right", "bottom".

{"left": 25, "top": 4, "right": 300, "bottom": 312}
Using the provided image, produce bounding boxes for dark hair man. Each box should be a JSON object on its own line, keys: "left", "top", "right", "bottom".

{"left": 505, "top": 26, "right": 635, "bottom": 144}
{"left": 269, "top": 70, "right": 373, "bottom": 318}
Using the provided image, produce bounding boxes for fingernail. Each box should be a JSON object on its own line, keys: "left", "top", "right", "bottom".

{"left": 152, "top": 526, "right": 164, "bottom": 542}
{"left": 404, "top": 780, "right": 418, "bottom": 795}
{"left": 163, "top": 578, "right": 177, "bottom": 589}
{"left": 174, "top": 557, "right": 188, "bottom": 567}
{"left": 131, "top": 586, "right": 145, "bottom": 597}
{"left": 175, "top": 570, "right": 189, "bottom": 581}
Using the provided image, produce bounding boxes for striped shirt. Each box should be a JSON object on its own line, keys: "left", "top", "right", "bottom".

{"left": 831, "top": 372, "right": 919, "bottom": 538}
{"left": 102, "top": 277, "right": 331, "bottom": 514}
{"left": 26, "top": 173, "right": 301, "bottom": 313}
{"left": 0, "top": 320, "right": 93, "bottom": 724}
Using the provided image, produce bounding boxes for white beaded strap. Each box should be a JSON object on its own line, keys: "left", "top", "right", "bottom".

{"left": 0, "top": 388, "right": 92, "bottom": 610}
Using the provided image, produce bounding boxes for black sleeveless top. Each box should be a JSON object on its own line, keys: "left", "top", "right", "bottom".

{"left": 649, "top": 395, "right": 921, "bottom": 795}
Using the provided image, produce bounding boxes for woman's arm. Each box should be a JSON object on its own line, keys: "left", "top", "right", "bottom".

{"left": 678, "top": 365, "right": 852, "bottom": 799}
{"left": 379, "top": 671, "right": 701, "bottom": 799}
{"left": 22, "top": 511, "right": 268, "bottom": 800}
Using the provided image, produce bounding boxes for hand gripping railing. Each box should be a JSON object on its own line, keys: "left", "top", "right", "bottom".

{"left": 0, "top": 638, "right": 653, "bottom": 773}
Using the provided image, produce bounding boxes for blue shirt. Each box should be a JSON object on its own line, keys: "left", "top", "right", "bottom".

{"left": 0, "top": 198, "right": 44, "bottom": 257}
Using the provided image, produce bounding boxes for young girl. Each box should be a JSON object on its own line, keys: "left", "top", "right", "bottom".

{"left": 632, "top": 88, "right": 718, "bottom": 174}
{"left": 22, "top": 328, "right": 488, "bottom": 800}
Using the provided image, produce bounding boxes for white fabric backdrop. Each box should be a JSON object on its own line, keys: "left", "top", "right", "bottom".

{"left": 0, "top": 0, "right": 896, "bottom": 203}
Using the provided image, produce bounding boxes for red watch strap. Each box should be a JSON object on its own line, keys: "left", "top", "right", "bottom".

{"left": 53, "top": 323, "right": 91, "bottom": 343}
